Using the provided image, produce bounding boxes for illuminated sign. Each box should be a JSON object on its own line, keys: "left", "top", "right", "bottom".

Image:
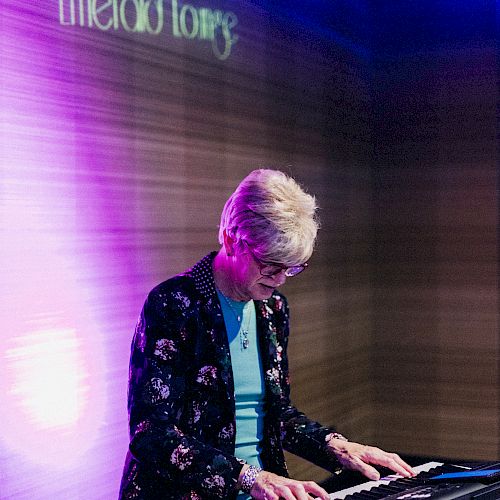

{"left": 58, "top": 0, "right": 238, "bottom": 60}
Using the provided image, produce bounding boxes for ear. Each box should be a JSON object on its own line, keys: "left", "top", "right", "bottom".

{"left": 222, "top": 229, "right": 236, "bottom": 256}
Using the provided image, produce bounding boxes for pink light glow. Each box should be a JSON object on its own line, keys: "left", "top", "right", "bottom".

{"left": 0, "top": 125, "right": 108, "bottom": 470}
{"left": 6, "top": 328, "right": 85, "bottom": 430}
{"left": 0, "top": 3, "right": 109, "bottom": 476}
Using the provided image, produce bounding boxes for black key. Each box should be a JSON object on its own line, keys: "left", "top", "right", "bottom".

{"left": 351, "top": 491, "right": 380, "bottom": 499}
{"left": 373, "top": 485, "right": 398, "bottom": 495}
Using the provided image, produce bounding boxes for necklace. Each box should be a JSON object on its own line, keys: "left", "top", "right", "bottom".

{"left": 218, "top": 290, "right": 251, "bottom": 350}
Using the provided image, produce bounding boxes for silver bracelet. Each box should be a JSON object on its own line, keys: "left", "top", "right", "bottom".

{"left": 240, "top": 465, "right": 262, "bottom": 494}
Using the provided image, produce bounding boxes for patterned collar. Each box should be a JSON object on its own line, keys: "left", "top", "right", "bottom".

{"left": 190, "top": 252, "right": 271, "bottom": 308}
{"left": 190, "top": 252, "right": 218, "bottom": 301}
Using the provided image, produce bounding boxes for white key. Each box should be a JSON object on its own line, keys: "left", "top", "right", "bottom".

{"left": 329, "top": 461, "right": 444, "bottom": 499}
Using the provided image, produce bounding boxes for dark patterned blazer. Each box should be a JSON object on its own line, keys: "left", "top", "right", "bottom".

{"left": 119, "top": 253, "right": 341, "bottom": 500}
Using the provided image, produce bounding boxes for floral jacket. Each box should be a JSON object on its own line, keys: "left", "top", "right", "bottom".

{"left": 119, "top": 253, "right": 341, "bottom": 499}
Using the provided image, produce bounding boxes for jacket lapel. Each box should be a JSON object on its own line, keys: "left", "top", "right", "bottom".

{"left": 256, "top": 299, "right": 283, "bottom": 406}
{"left": 190, "top": 253, "right": 283, "bottom": 410}
{"left": 190, "top": 253, "right": 235, "bottom": 403}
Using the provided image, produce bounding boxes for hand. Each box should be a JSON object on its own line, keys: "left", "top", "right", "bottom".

{"left": 326, "top": 439, "right": 416, "bottom": 481}
{"left": 250, "top": 470, "right": 330, "bottom": 500}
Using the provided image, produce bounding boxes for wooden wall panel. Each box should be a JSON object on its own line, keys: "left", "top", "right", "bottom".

{"left": 285, "top": 163, "right": 375, "bottom": 480}
{"left": 1, "top": 0, "right": 375, "bottom": 496}
{"left": 371, "top": 1, "right": 498, "bottom": 462}
{"left": 3, "top": 2, "right": 496, "bottom": 498}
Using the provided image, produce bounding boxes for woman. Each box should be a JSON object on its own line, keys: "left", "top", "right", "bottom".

{"left": 119, "top": 169, "right": 414, "bottom": 500}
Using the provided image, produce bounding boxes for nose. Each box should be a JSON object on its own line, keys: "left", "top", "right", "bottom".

{"left": 273, "top": 270, "right": 287, "bottom": 287}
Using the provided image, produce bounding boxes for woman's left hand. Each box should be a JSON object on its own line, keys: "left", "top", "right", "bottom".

{"left": 326, "top": 439, "right": 416, "bottom": 480}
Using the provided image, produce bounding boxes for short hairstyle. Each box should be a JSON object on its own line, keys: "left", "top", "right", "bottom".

{"left": 218, "top": 169, "right": 319, "bottom": 265}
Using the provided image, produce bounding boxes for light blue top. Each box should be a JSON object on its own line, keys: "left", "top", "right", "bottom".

{"left": 217, "top": 291, "right": 265, "bottom": 499}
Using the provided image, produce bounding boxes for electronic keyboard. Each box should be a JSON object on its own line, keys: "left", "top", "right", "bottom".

{"left": 329, "top": 460, "right": 500, "bottom": 499}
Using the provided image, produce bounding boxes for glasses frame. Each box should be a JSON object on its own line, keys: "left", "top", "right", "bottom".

{"left": 241, "top": 240, "right": 308, "bottom": 278}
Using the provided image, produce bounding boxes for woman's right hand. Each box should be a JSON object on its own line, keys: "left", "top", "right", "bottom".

{"left": 250, "top": 470, "right": 329, "bottom": 500}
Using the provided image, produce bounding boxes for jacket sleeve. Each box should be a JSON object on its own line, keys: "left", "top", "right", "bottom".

{"left": 277, "top": 299, "right": 343, "bottom": 472}
{"left": 127, "top": 288, "right": 243, "bottom": 498}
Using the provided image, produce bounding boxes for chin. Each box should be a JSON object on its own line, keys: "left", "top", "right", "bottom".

{"left": 252, "top": 284, "right": 275, "bottom": 300}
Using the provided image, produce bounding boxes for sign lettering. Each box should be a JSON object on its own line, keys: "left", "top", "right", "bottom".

{"left": 59, "top": 0, "right": 238, "bottom": 60}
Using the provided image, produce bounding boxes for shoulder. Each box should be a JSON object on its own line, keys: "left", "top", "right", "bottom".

{"left": 149, "top": 273, "right": 196, "bottom": 298}
{"left": 141, "top": 252, "right": 218, "bottom": 322}
{"left": 143, "top": 272, "right": 199, "bottom": 321}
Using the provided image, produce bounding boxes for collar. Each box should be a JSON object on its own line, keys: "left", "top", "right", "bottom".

{"left": 189, "top": 252, "right": 272, "bottom": 308}
{"left": 189, "top": 252, "right": 218, "bottom": 302}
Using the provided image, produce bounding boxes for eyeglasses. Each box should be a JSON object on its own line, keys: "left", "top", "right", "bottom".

{"left": 241, "top": 240, "right": 308, "bottom": 278}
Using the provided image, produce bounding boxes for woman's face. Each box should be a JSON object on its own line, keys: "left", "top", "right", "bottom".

{"left": 230, "top": 243, "right": 287, "bottom": 301}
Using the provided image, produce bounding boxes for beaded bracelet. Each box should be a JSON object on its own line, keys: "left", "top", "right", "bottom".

{"left": 240, "top": 465, "right": 263, "bottom": 494}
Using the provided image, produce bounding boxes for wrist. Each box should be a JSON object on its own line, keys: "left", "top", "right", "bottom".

{"left": 325, "top": 433, "right": 349, "bottom": 475}
{"left": 325, "top": 432, "right": 348, "bottom": 445}
{"left": 239, "top": 464, "right": 263, "bottom": 494}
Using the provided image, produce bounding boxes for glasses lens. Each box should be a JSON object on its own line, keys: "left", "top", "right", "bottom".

{"left": 284, "top": 265, "right": 305, "bottom": 277}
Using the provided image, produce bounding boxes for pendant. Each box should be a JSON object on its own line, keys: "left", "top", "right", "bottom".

{"left": 241, "top": 330, "right": 249, "bottom": 349}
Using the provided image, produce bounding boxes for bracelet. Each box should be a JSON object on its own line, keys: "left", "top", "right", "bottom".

{"left": 325, "top": 432, "right": 348, "bottom": 444}
{"left": 240, "top": 465, "right": 262, "bottom": 494}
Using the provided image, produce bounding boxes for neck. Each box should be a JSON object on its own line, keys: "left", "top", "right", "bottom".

{"left": 213, "top": 249, "right": 249, "bottom": 302}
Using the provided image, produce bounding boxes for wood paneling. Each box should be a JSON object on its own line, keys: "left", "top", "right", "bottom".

{"left": 0, "top": 0, "right": 375, "bottom": 496}
{"left": 2, "top": 2, "right": 497, "bottom": 498}
{"left": 371, "top": 1, "right": 498, "bottom": 462}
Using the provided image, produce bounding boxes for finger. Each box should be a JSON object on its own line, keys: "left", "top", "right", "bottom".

{"left": 286, "top": 481, "right": 319, "bottom": 500}
{"left": 301, "top": 480, "right": 330, "bottom": 500}
{"left": 385, "top": 455, "right": 416, "bottom": 477}
{"left": 273, "top": 485, "right": 297, "bottom": 500}
{"left": 261, "top": 491, "right": 279, "bottom": 500}
{"left": 383, "top": 458, "right": 412, "bottom": 477}
{"left": 350, "top": 456, "right": 381, "bottom": 480}
{"left": 391, "top": 454, "right": 417, "bottom": 476}
{"left": 365, "top": 451, "right": 413, "bottom": 478}
{"left": 287, "top": 483, "right": 311, "bottom": 500}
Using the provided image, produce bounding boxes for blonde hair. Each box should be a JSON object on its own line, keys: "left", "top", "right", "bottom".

{"left": 218, "top": 169, "right": 319, "bottom": 265}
